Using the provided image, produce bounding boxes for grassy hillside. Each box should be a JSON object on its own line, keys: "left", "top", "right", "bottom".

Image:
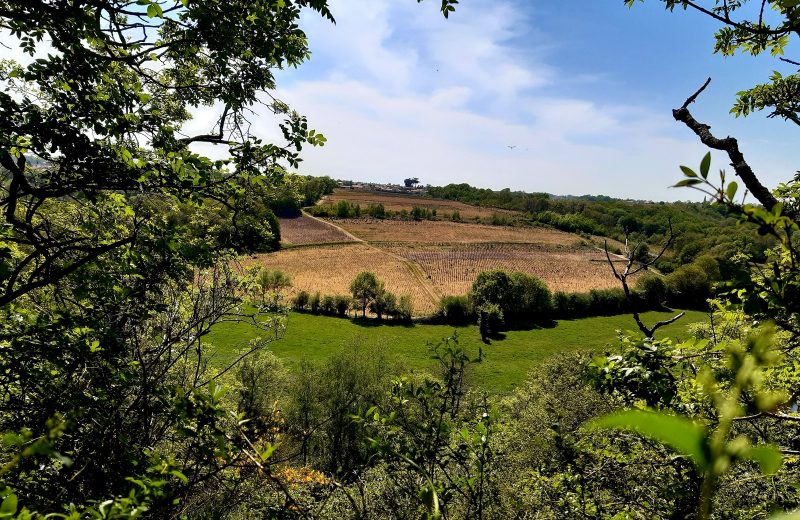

{"left": 206, "top": 310, "right": 706, "bottom": 393}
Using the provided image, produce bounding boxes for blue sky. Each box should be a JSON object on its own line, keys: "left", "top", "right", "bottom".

{"left": 261, "top": 0, "right": 798, "bottom": 201}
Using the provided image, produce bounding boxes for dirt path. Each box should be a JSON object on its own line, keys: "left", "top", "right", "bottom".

{"left": 301, "top": 211, "right": 442, "bottom": 308}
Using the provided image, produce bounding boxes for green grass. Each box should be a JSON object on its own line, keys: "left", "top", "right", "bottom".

{"left": 206, "top": 310, "right": 707, "bottom": 394}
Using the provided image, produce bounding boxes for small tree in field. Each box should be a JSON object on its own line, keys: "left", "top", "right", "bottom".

{"left": 350, "top": 272, "right": 380, "bottom": 317}
{"left": 369, "top": 286, "right": 397, "bottom": 321}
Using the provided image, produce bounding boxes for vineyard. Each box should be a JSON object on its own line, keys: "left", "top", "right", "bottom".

{"left": 333, "top": 218, "right": 584, "bottom": 245}
{"left": 244, "top": 243, "right": 440, "bottom": 313}
{"left": 278, "top": 215, "right": 355, "bottom": 246}
{"left": 384, "top": 243, "right": 633, "bottom": 296}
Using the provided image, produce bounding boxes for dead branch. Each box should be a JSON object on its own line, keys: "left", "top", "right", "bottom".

{"left": 604, "top": 220, "right": 684, "bottom": 338}
{"left": 673, "top": 78, "right": 782, "bottom": 214}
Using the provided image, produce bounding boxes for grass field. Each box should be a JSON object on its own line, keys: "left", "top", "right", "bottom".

{"left": 278, "top": 215, "right": 355, "bottom": 246}
{"left": 206, "top": 309, "right": 706, "bottom": 393}
{"left": 324, "top": 189, "right": 513, "bottom": 220}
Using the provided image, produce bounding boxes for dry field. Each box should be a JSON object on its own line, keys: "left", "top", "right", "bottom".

{"left": 279, "top": 215, "right": 355, "bottom": 246}
{"left": 332, "top": 218, "right": 584, "bottom": 246}
{"left": 383, "top": 243, "right": 633, "bottom": 297}
{"left": 243, "top": 243, "right": 439, "bottom": 314}
{"left": 324, "top": 190, "right": 514, "bottom": 220}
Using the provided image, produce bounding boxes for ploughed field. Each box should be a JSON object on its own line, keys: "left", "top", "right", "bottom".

{"left": 254, "top": 197, "right": 637, "bottom": 316}
{"left": 278, "top": 214, "right": 355, "bottom": 246}
{"left": 384, "top": 242, "right": 630, "bottom": 295}
{"left": 323, "top": 190, "right": 515, "bottom": 220}
{"left": 243, "top": 243, "right": 440, "bottom": 313}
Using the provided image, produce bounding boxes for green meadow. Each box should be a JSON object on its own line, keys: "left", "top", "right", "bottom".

{"left": 207, "top": 309, "right": 707, "bottom": 393}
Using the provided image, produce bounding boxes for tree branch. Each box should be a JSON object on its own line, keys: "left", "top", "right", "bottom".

{"left": 673, "top": 78, "right": 780, "bottom": 213}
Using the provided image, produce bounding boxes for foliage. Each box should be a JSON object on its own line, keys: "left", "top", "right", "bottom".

{"left": 360, "top": 336, "right": 494, "bottom": 519}
{"left": 350, "top": 271, "right": 381, "bottom": 317}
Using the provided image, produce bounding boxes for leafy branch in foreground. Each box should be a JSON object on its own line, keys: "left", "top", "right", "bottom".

{"left": 590, "top": 327, "right": 786, "bottom": 519}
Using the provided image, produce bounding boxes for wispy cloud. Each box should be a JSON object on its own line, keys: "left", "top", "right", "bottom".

{"left": 264, "top": 0, "right": 716, "bottom": 200}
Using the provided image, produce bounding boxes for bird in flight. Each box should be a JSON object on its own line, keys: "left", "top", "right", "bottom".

{"left": 507, "top": 145, "right": 516, "bottom": 150}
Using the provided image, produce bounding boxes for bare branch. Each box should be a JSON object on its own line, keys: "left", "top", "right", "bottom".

{"left": 673, "top": 79, "right": 781, "bottom": 213}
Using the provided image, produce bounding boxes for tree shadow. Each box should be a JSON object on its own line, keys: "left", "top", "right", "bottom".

{"left": 349, "top": 316, "right": 416, "bottom": 329}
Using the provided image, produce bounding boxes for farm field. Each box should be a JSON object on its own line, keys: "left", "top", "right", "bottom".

{"left": 245, "top": 208, "right": 639, "bottom": 315}
{"left": 324, "top": 189, "right": 514, "bottom": 220}
{"left": 384, "top": 242, "right": 633, "bottom": 295}
{"left": 278, "top": 214, "right": 355, "bottom": 246}
{"left": 206, "top": 309, "right": 708, "bottom": 393}
{"left": 332, "top": 218, "right": 583, "bottom": 245}
{"left": 243, "top": 243, "right": 440, "bottom": 313}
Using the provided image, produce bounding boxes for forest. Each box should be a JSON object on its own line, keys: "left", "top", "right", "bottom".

{"left": 1, "top": 0, "right": 800, "bottom": 519}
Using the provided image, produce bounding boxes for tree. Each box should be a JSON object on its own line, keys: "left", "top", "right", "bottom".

{"left": 404, "top": 177, "right": 420, "bottom": 188}
{"left": 589, "top": 3, "right": 800, "bottom": 518}
{"left": 350, "top": 271, "right": 380, "bottom": 317}
{"left": 0, "top": 0, "right": 457, "bottom": 516}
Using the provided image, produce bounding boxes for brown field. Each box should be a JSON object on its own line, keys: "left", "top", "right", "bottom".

{"left": 332, "top": 218, "right": 584, "bottom": 246}
{"left": 242, "top": 243, "right": 440, "bottom": 314}
{"left": 279, "top": 215, "right": 355, "bottom": 246}
{"left": 324, "top": 190, "right": 514, "bottom": 220}
{"left": 383, "top": 243, "right": 634, "bottom": 297}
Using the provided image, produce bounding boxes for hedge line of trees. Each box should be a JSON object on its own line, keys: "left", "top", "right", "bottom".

{"left": 306, "top": 201, "right": 440, "bottom": 221}
{"left": 428, "top": 182, "right": 773, "bottom": 273}
{"left": 291, "top": 272, "right": 413, "bottom": 322}
{"left": 437, "top": 259, "right": 720, "bottom": 331}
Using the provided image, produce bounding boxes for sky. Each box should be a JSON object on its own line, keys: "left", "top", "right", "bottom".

{"left": 1, "top": 1, "right": 797, "bottom": 201}
{"left": 258, "top": 0, "right": 799, "bottom": 201}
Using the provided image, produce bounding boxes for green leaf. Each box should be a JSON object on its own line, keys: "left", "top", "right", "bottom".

{"left": 0, "top": 493, "right": 17, "bottom": 516}
{"left": 742, "top": 444, "right": 783, "bottom": 475}
{"left": 588, "top": 410, "right": 709, "bottom": 470}
{"left": 700, "top": 152, "right": 711, "bottom": 179}
{"left": 147, "top": 3, "right": 163, "bottom": 17}
{"left": 726, "top": 181, "right": 738, "bottom": 201}
{"left": 673, "top": 178, "right": 704, "bottom": 188}
{"left": 680, "top": 165, "right": 698, "bottom": 178}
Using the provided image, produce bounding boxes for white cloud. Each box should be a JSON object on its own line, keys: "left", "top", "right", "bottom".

{"left": 261, "top": 0, "right": 725, "bottom": 200}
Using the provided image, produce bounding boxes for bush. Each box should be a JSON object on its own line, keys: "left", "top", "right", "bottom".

{"left": 507, "top": 271, "right": 552, "bottom": 324}
{"left": 438, "top": 295, "right": 474, "bottom": 325}
{"left": 478, "top": 303, "right": 503, "bottom": 340}
{"left": 665, "top": 264, "right": 711, "bottom": 309}
{"left": 293, "top": 290, "right": 310, "bottom": 311}
{"left": 334, "top": 295, "right": 351, "bottom": 317}
{"left": 369, "top": 288, "right": 396, "bottom": 321}
{"left": 321, "top": 295, "right": 336, "bottom": 315}
{"left": 394, "top": 295, "right": 413, "bottom": 322}
{"left": 309, "top": 291, "right": 321, "bottom": 314}
{"left": 635, "top": 275, "right": 667, "bottom": 310}
{"left": 588, "top": 288, "right": 627, "bottom": 316}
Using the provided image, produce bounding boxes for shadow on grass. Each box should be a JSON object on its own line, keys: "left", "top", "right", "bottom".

{"left": 349, "top": 316, "right": 416, "bottom": 329}
{"left": 502, "top": 318, "right": 558, "bottom": 332}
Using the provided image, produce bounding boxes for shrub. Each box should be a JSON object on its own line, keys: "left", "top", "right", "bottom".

{"left": 507, "top": 271, "right": 552, "bottom": 324}
{"left": 334, "top": 295, "right": 351, "bottom": 317}
{"left": 588, "top": 288, "right": 627, "bottom": 316}
{"left": 634, "top": 275, "right": 667, "bottom": 310}
{"left": 369, "top": 288, "right": 396, "bottom": 321}
{"left": 309, "top": 291, "right": 321, "bottom": 314}
{"left": 665, "top": 264, "right": 711, "bottom": 309}
{"left": 478, "top": 303, "right": 503, "bottom": 340}
{"left": 321, "top": 295, "right": 336, "bottom": 315}
{"left": 293, "top": 290, "right": 310, "bottom": 311}
{"left": 438, "top": 295, "right": 474, "bottom": 325}
{"left": 394, "top": 295, "right": 413, "bottom": 322}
